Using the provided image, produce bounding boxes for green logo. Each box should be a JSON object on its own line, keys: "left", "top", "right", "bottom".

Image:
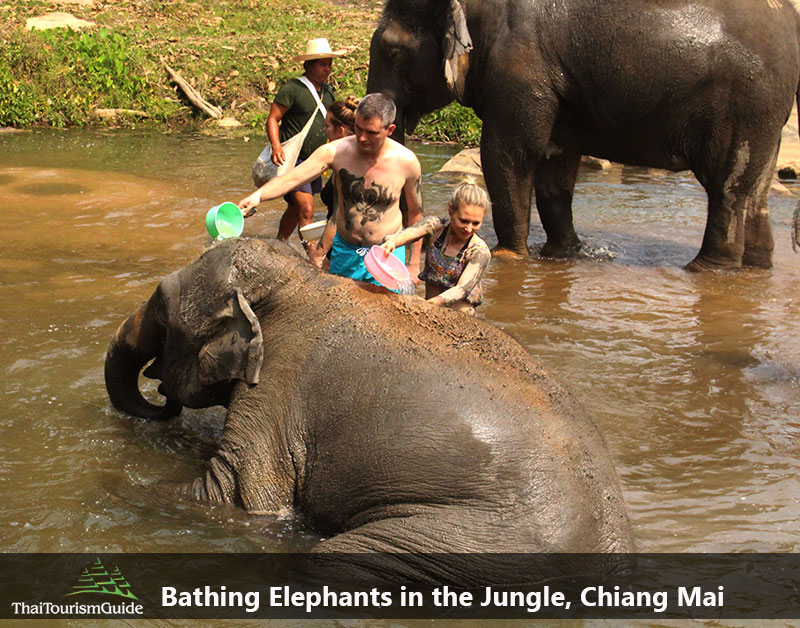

{"left": 64, "top": 558, "right": 138, "bottom": 600}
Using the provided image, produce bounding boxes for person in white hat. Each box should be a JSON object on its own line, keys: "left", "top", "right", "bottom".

{"left": 267, "top": 38, "right": 346, "bottom": 248}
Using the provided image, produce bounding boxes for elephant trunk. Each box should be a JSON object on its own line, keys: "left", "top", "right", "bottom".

{"left": 367, "top": 29, "right": 412, "bottom": 143}
{"left": 104, "top": 302, "right": 182, "bottom": 421}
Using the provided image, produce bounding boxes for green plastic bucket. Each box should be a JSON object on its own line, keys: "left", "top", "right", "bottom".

{"left": 205, "top": 202, "right": 244, "bottom": 239}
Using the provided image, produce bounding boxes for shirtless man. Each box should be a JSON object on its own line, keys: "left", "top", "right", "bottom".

{"left": 238, "top": 93, "right": 423, "bottom": 285}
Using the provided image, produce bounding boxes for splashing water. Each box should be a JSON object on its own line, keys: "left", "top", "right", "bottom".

{"left": 396, "top": 277, "right": 416, "bottom": 295}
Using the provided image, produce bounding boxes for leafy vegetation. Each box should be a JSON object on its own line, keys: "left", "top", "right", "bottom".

{"left": 0, "top": 26, "right": 176, "bottom": 127}
{"left": 0, "top": 0, "right": 481, "bottom": 144}
{"left": 416, "top": 104, "right": 482, "bottom": 146}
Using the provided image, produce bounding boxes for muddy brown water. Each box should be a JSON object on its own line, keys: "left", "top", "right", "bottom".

{"left": 1, "top": 129, "right": 798, "bottom": 569}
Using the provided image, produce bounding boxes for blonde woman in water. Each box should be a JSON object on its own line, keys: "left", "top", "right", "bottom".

{"left": 381, "top": 178, "right": 491, "bottom": 314}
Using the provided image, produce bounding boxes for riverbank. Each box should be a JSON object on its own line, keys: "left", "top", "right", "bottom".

{"left": 3, "top": 0, "right": 800, "bottom": 180}
{"left": 0, "top": 0, "right": 481, "bottom": 142}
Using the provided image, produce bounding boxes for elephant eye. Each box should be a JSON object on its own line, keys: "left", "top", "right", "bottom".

{"left": 387, "top": 48, "right": 408, "bottom": 69}
{"left": 153, "top": 305, "right": 168, "bottom": 327}
{"left": 152, "top": 291, "right": 169, "bottom": 326}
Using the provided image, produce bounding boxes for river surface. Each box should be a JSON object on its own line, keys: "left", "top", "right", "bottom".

{"left": 1, "top": 128, "right": 799, "bottom": 622}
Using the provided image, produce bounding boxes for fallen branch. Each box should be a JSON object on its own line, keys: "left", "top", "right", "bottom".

{"left": 93, "top": 108, "right": 149, "bottom": 119}
{"left": 163, "top": 62, "right": 222, "bottom": 119}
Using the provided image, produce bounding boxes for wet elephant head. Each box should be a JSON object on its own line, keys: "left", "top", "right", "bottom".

{"left": 367, "top": 0, "right": 471, "bottom": 139}
{"left": 104, "top": 243, "right": 278, "bottom": 420}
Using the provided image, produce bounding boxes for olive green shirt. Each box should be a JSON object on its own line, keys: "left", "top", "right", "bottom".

{"left": 273, "top": 77, "right": 335, "bottom": 161}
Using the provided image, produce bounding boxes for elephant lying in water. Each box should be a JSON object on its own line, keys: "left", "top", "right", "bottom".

{"left": 105, "top": 237, "right": 633, "bottom": 583}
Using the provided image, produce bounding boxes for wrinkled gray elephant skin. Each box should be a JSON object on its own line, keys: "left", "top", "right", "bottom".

{"left": 105, "top": 238, "right": 633, "bottom": 585}
{"left": 367, "top": 0, "right": 800, "bottom": 270}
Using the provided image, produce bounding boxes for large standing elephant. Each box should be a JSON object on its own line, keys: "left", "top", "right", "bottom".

{"left": 367, "top": 0, "right": 800, "bottom": 270}
{"left": 105, "top": 237, "right": 632, "bottom": 584}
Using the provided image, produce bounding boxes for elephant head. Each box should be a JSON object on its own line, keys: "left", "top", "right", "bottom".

{"left": 104, "top": 239, "right": 312, "bottom": 420}
{"left": 367, "top": 0, "right": 473, "bottom": 138}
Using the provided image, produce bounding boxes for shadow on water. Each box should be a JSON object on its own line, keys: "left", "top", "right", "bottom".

{"left": 1, "top": 129, "right": 799, "bottom": 559}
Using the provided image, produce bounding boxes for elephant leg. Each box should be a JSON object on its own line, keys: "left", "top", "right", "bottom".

{"left": 307, "top": 506, "right": 618, "bottom": 585}
{"left": 312, "top": 507, "right": 508, "bottom": 553}
{"left": 309, "top": 508, "right": 507, "bottom": 585}
{"left": 180, "top": 451, "right": 240, "bottom": 505}
{"left": 534, "top": 152, "right": 582, "bottom": 258}
{"left": 480, "top": 126, "right": 536, "bottom": 255}
{"left": 741, "top": 146, "right": 777, "bottom": 268}
{"left": 690, "top": 137, "right": 778, "bottom": 271}
{"left": 180, "top": 443, "right": 296, "bottom": 517}
{"left": 177, "top": 388, "right": 300, "bottom": 516}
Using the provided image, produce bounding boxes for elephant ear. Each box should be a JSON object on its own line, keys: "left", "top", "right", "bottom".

{"left": 198, "top": 289, "right": 264, "bottom": 387}
{"left": 443, "top": 0, "right": 472, "bottom": 102}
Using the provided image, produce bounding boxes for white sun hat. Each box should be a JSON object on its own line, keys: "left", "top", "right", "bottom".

{"left": 291, "top": 38, "right": 347, "bottom": 62}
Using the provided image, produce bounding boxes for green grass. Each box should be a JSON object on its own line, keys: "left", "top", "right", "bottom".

{"left": 0, "top": 0, "right": 481, "bottom": 144}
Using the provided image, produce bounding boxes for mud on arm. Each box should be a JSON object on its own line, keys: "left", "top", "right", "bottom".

{"left": 382, "top": 215, "right": 446, "bottom": 252}
{"left": 430, "top": 245, "right": 491, "bottom": 306}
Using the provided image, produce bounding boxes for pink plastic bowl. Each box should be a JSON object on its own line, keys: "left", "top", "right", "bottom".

{"left": 364, "top": 245, "right": 411, "bottom": 290}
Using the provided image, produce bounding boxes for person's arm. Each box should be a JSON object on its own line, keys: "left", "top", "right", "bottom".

{"left": 429, "top": 244, "right": 491, "bottom": 306}
{"left": 266, "top": 102, "right": 289, "bottom": 166}
{"left": 310, "top": 217, "right": 336, "bottom": 268}
{"left": 381, "top": 216, "right": 446, "bottom": 254}
{"left": 238, "top": 142, "right": 335, "bottom": 215}
{"left": 309, "top": 179, "right": 337, "bottom": 266}
{"left": 402, "top": 159, "right": 424, "bottom": 277}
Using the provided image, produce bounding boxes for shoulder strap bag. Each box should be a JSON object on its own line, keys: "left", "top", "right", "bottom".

{"left": 251, "top": 79, "right": 327, "bottom": 188}
{"left": 297, "top": 76, "right": 328, "bottom": 117}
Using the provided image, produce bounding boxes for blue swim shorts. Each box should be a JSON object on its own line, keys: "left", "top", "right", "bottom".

{"left": 329, "top": 233, "right": 406, "bottom": 287}
{"left": 283, "top": 157, "right": 323, "bottom": 201}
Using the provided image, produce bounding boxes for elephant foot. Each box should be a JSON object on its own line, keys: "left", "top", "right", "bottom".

{"left": 685, "top": 254, "right": 741, "bottom": 272}
{"left": 539, "top": 238, "right": 582, "bottom": 258}
{"left": 153, "top": 479, "right": 226, "bottom": 508}
{"left": 491, "top": 245, "right": 528, "bottom": 259}
{"left": 741, "top": 248, "right": 773, "bottom": 269}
